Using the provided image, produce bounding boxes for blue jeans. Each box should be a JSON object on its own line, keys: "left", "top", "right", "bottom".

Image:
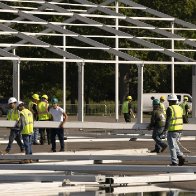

{"left": 167, "top": 131, "right": 183, "bottom": 164}
{"left": 31, "top": 128, "right": 39, "bottom": 143}
{"left": 6, "top": 128, "right": 24, "bottom": 151}
{"left": 22, "top": 134, "right": 32, "bottom": 155}
{"left": 152, "top": 127, "right": 167, "bottom": 152}
{"left": 51, "top": 128, "right": 64, "bottom": 151}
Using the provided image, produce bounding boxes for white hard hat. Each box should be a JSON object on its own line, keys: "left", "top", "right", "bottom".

{"left": 167, "top": 94, "right": 178, "bottom": 101}
{"left": 17, "top": 101, "right": 24, "bottom": 107}
{"left": 8, "top": 97, "right": 17, "bottom": 104}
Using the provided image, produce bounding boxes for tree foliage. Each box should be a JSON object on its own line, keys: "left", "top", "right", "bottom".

{"left": 0, "top": 0, "right": 195, "bottom": 103}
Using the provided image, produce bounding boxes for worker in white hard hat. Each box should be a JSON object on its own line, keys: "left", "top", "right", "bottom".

{"left": 163, "top": 94, "right": 185, "bottom": 166}
{"left": 28, "top": 93, "right": 40, "bottom": 145}
{"left": 17, "top": 101, "right": 34, "bottom": 164}
{"left": 122, "top": 95, "right": 135, "bottom": 122}
{"left": 5, "top": 97, "right": 24, "bottom": 153}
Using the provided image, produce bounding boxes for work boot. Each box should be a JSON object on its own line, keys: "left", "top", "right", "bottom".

{"left": 177, "top": 156, "right": 185, "bottom": 166}
{"left": 169, "top": 162, "right": 178, "bottom": 166}
{"left": 5, "top": 149, "right": 10, "bottom": 154}
{"left": 20, "top": 149, "right": 25, "bottom": 153}
{"left": 20, "top": 159, "right": 30, "bottom": 164}
{"left": 150, "top": 149, "right": 160, "bottom": 153}
{"left": 161, "top": 145, "right": 168, "bottom": 153}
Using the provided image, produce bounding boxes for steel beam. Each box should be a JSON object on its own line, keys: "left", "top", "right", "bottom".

{"left": 0, "top": 164, "right": 195, "bottom": 173}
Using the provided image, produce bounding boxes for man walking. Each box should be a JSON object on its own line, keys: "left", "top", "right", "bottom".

{"left": 122, "top": 95, "right": 135, "bottom": 122}
{"left": 179, "top": 96, "right": 190, "bottom": 123}
{"left": 148, "top": 99, "right": 167, "bottom": 153}
{"left": 37, "top": 94, "right": 50, "bottom": 145}
{"left": 49, "top": 98, "right": 67, "bottom": 152}
{"left": 17, "top": 101, "right": 34, "bottom": 163}
{"left": 163, "top": 94, "right": 185, "bottom": 166}
{"left": 5, "top": 97, "right": 24, "bottom": 153}
{"left": 28, "top": 93, "right": 40, "bottom": 145}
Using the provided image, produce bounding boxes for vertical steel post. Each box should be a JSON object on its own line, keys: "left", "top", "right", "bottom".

{"left": 115, "top": 0, "right": 119, "bottom": 122}
{"left": 78, "top": 62, "right": 84, "bottom": 122}
{"left": 12, "top": 49, "right": 20, "bottom": 101}
{"left": 192, "top": 65, "right": 196, "bottom": 118}
{"left": 137, "top": 64, "right": 144, "bottom": 123}
{"left": 171, "top": 22, "right": 175, "bottom": 94}
{"left": 63, "top": 26, "right": 66, "bottom": 111}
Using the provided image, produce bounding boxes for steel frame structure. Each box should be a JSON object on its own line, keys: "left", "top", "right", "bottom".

{"left": 0, "top": 0, "right": 196, "bottom": 121}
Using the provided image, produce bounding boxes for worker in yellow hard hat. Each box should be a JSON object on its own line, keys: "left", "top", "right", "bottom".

{"left": 122, "top": 95, "right": 135, "bottom": 122}
{"left": 160, "top": 96, "right": 166, "bottom": 114}
{"left": 28, "top": 93, "right": 40, "bottom": 145}
{"left": 37, "top": 94, "right": 51, "bottom": 145}
{"left": 179, "top": 96, "right": 190, "bottom": 123}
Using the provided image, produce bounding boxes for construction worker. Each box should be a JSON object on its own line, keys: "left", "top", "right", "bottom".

{"left": 17, "top": 101, "right": 34, "bottom": 160}
{"left": 37, "top": 94, "right": 51, "bottom": 145}
{"left": 28, "top": 93, "right": 40, "bottom": 145}
{"left": 163, "top": 94, "right": 185, "bottom": 166}
{"left": 160, "top": 96, "right": 166, "bottom": 114}
{"left": 122, "top": 95, "right": 135, "bottom": 122}
{"left": 49, "top": 98, "right": 68, "bottom": 152}
{"left": 5, "top": 97, "right": 24, "bottom": 153}
{"left": 179, "top": 96, "right": 190, "bottom": 123}
{"left": 148, "top": 99, "right": 167, "bottom": 153}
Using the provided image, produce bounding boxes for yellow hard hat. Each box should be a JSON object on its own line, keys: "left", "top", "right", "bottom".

{"left": 160, "top": 96, "right": 165, "bottom": 101}
{"left": 127, "top": 96, "right": 132, "bottom": 100}
{"left": 184, "top": 96, "right": 188, "bottom": 101}
{"left": 32, "top": 93, "right": 40, "bottom": 100}
{"left": 42, "top": 94, "right": 48, "bottom": 100}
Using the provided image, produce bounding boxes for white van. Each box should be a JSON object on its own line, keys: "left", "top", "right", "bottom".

{"left": 143, "top": 93, "right": 192, "bottom": 113}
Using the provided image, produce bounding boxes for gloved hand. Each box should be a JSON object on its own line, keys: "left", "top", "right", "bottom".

{"left": 160, "top": 130, "right": 167, "bottom": 139}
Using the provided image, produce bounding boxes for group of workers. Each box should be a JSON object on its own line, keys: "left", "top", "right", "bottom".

{"left": 122, "top": 94, "right": 190, "bottom": 166}
{"left": 4, "top": 94, "right": 68, "bottom": 163}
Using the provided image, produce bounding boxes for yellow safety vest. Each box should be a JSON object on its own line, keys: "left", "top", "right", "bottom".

{"left": 37, "top": 101, "right": 49, "bottom": 120}
{"left": 160, "top": 102, "right": 166, "bottom": 115}
{"left": 7, "top": 109, "right": 19, "bottom": 121}
{"left": 122, "top": 101, "right": 129, "bottom": 113}
{"left": 179, "top": 102, "right": 188, "bottom": 115}
{"left": 168, "top": 105, "right": 183, "bottom": 131}
{"left": 20, "top": 109, "right": 34, "bottom": 135}
{"left": 28, "top": 101, "right": 36, "bottom": 113}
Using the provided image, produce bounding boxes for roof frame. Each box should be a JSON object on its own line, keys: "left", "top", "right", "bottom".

{"left": 0, "top": 1, "right": 141, "bottom": 62}
{"left": 73, "top": 0, "right": 195, "bottom": 62}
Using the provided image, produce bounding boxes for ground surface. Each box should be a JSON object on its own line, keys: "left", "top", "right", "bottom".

{"left": 0, "top": 115, "right": 196, "bottom": 193}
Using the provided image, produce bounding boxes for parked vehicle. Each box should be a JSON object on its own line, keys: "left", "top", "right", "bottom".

{"left": 143, "top": 93, "right": 192, "bottom": 113}
{"left": 0, "top": 98, "right": 9, "bottom": 117}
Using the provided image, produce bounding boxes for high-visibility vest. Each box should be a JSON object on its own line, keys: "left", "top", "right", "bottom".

{"left": 20, "top": 109, "right": 33, "bottom": 135}
{"left": 160, "top": 102, "right": 166, "bottom": 115}
{"left": 179, "top": 102, "right": 188, "bottom": 115}
{"left": 28, "top": 101, "right": 36, "bottom": 113}
{"left": 122, "top": 101, "right": 129, "bottom": 113}
{"left": 37, "top": 101, "right": 49, "bottom": 120}
{"left": 7, "top": 109, "right": 19, "bottom": 121}
{"left": 168, "top": 105, "right": 183, "bottom": 131}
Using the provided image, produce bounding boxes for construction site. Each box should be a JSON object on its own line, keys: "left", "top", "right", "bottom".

{"left": 0, "top": 0, "right": 196, "bottom": 195}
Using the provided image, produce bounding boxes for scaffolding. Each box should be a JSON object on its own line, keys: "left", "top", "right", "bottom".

{"left": 0, "top": 0, "right": 196, "bottom": 122}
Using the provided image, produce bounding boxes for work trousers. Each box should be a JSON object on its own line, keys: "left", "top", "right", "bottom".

{"left": 31, "top": 128, "right": 39, "bottom": 143}
{"left": 123, "top": 113, "right": 131, "bottom": 122}
{"left": 152, "top": 128, "right": 167, "bottom": 153}
{"left": 167, "top": 131, "right": 183, "bottom": 165}
{"left": 22, "top": 134, "right": 32, "bottom": 155}
{"left": 51, "top": 128, "right": 64, "bottom": 151}
{"left": 6, "top": 128, "right": 24, "bottom": 151}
